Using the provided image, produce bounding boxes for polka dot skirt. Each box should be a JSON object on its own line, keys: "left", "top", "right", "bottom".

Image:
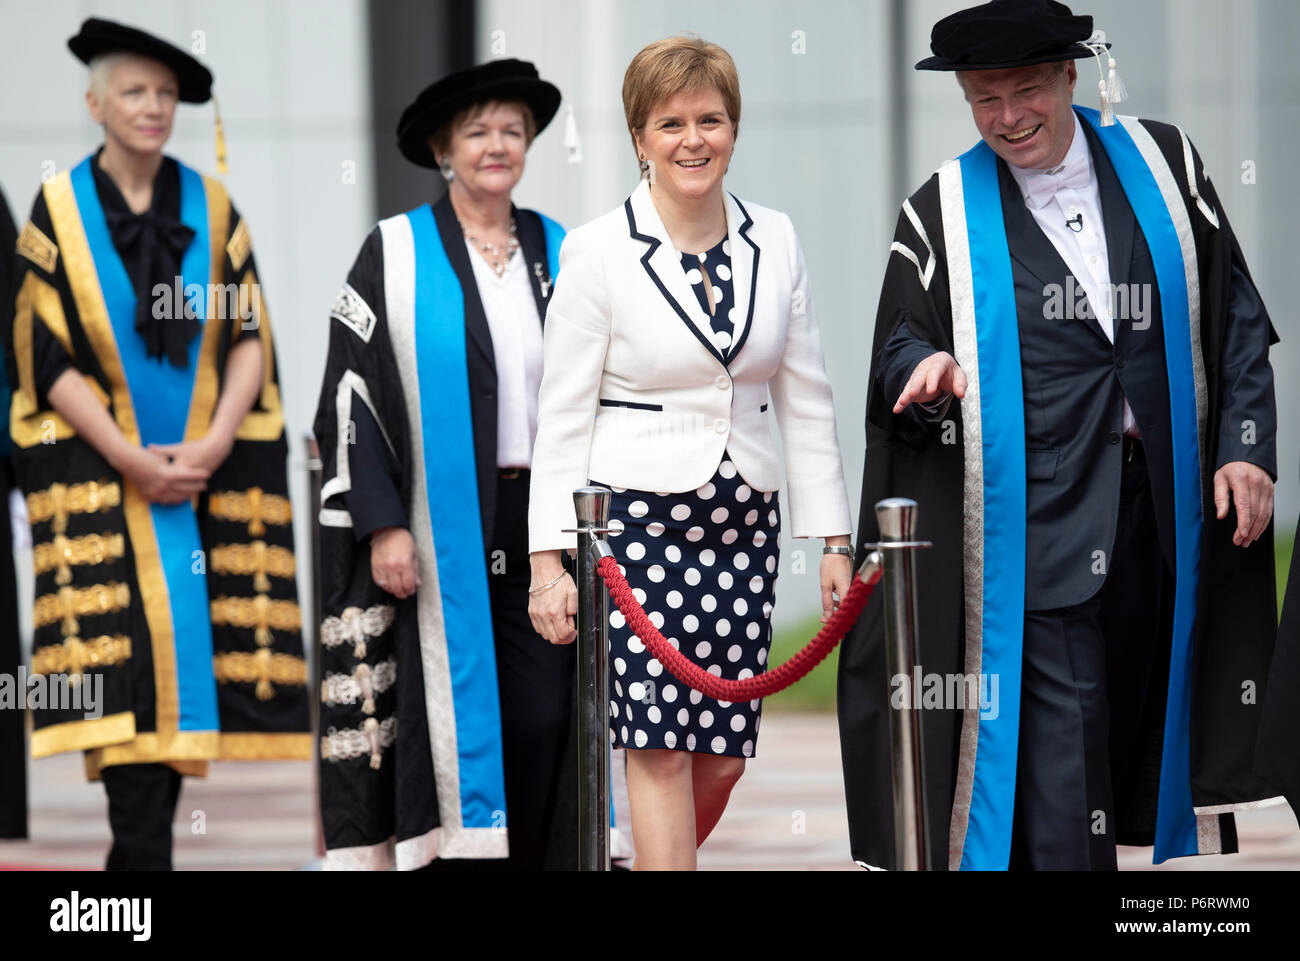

{"left": 594, "top": 454, "right": 780, "bottom": 758}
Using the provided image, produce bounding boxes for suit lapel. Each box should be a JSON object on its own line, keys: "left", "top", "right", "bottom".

{"left": 624, "top": 179, "right": 726, "bottom": 366}
{"left": 432, "top": 193, "right": 496, "bottom": 375}
{"left": 724, "top": 192, "right": 759, "bottom": 367}
{"left": 514, "top": 205, "right": 553, "bottom": 327}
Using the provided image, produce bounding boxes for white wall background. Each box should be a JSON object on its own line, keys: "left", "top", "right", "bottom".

{"left": 479, "top": 0, "right": 1300, "bottom": 629}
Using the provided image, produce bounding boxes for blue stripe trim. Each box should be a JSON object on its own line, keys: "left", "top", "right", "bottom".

{"left": 957, "top": 143, "right": 1027, "bottom": 871}
{"left": 539, "top": 212, "right": 564, "bottom": 282}
{"left": 70, "top": 157, "right": 218, "bottom": 733}
{"left": 1080, "top": 108, "right": 1201, "bottom": 862}
{"left": 407, "top": 204, "right": 508, "bottom": 830}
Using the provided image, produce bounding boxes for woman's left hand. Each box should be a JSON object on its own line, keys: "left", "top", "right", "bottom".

{"left": 820, "top": 552, "right": 853, "bottom": 623}
{"left": 149, "top": 432, "right": 233, "bottom": 477}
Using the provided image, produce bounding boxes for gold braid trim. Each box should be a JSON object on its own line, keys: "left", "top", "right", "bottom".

{"left": 212, "top": 650, "right": 307, "bottom": 700}
{"left": 210, "top": 594, "right": 302, "bottom": 647}
{"left": 26, "top": 481, "right": 122, "bottom": 536}
{"left": 209, "top": 540, "right": 296, "bottom": 592}
{"left": 31, "top": 634, "right": 132, "bottom": 677}
{"left": 33, "top": 532, "right": 127, "bottom": 585}
{"left": 33, "top": 582, "right": 131, "bottom": 634}
{"left": 207, "top": 487, "right": 292, "bottom": 537}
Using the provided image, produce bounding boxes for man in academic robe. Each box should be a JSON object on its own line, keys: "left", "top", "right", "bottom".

{"left": 7, "top": 19, "right": 309, "bottom": 869}
{"left": 838, "top": 0, "right": 1281, "bottom": 870}
{"left": 1, "top": 183, "right": 28, "bottom": 841}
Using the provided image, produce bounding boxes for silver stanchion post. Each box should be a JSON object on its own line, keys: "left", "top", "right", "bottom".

{"left": 874, "top": 497, "right": 932, "bottom": 870}
{"left": 570, "top": 487, "right": 613, "bottom": 871}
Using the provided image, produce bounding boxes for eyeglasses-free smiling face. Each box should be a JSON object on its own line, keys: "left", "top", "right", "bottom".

{"left": 86, "top": 54, "right": 179, "bottom": 157}
{"left": 635, "top": 87, "right": 735, "bottom": 204}
{"left": 961, "top": 60, "right": 1078, "bottom": 170}
{"left": 439, "top": 101, "right": 529, "bottom": 199}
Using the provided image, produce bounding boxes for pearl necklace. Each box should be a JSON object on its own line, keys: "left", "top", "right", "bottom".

{"left": 463, "top": 217, "right": 519, "bottom": 278}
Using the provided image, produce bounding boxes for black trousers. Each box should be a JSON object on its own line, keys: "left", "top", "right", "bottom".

{"left": 489, "top": 472, "right": 578, "bottom": 869}
{"left": 101, "top": 763, "right": 184, "bottom": 871}
{"left": 422, "top": 472, "right": 578, "bottom": 871}
{"left": 1010, "top": 438, "right": 1173, "bottom": 870}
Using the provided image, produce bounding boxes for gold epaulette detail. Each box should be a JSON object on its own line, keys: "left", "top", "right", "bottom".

{"left": 17, "top": 221, "right": 58, "bottom": 274}
{"left": 31, "top": 634, "right": 132, "bottom": 677}
{"left": 208, "top": 487, "right": 292, "bottom": 537}
{"left": 33, "top": 532, "right": 127, "bottom": 585}
{"left": 210, "top": 594, "right": 302, "bottom": 647}
{"left": 226, "top": 218, "right": 251, "bottom": 273}
{"left": 26, "top": 481, "right": 122, "bottom": 536}
{"left": 213, "top": 650, "right": 307, "bottom": 701}
{"left": 209, "top": 541, "right": 296, "bottom": 592}
{"left": 33, "top": 582, "right": 131, "bottom": 634}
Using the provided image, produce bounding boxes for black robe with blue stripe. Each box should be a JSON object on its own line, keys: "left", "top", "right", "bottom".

{"left": 840, "top": 114, "right": 1282, "bottom": 870}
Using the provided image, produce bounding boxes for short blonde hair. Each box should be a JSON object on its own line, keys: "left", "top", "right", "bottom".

{"left": 622, "top": 36, "right": 741, "bottom": 159}
{"left": 427, "top": 99, "right": 537, "bottom": 165}
{"left": 88, "top": 53, "right": 130, "bottom": 98}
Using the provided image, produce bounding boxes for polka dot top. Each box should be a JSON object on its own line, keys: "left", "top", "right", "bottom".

{"left": 679, "top": 236, "right": 735, "bottom": 358}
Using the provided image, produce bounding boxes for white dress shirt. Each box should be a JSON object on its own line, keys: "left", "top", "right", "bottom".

{"left": 465, "top": 242, "right": 545, "bottom": 467}
{"left": 1008, "top": 113, "right": 1138, "bottom": 437}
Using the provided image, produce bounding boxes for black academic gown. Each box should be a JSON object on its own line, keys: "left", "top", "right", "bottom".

{"left": 8, "top": 153, "right": 310, "bottom": 776}
{"left": 840, "top": 115, "right": 1281, "bottom": 870}
{"left": 0, "top": 183, "right": 27, "bottom": 840}
{"left": 315, "top": 193, "right": 579, "bottom": 869}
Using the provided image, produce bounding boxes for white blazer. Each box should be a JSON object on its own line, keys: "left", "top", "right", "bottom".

{"left": 528, "top": 178, "right": 852, "bottom": 553}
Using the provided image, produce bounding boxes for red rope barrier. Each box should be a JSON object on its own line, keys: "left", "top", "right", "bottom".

{"left": 595, "top": 554, "right": 880, "bottom": 701}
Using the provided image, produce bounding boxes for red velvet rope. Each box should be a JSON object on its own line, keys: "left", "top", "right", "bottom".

{"left": 595, "top": 554, "right": 880, "bottom": 701}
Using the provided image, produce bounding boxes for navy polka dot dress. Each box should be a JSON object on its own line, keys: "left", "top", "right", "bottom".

{"left": 593, "top": 238, "right": 781, "bottom": 758}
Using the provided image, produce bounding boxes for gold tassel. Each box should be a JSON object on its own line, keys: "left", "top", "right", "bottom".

{"left": 213, "top": 94, "right": 229, "bottom": 175}
{"left": 254, "top": 646, "right": 273, "bottom": 700}
{"left": 252, "top": 540, "right": 270, "bottom": 593}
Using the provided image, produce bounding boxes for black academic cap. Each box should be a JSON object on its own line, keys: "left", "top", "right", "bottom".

{"left": 396, "top": 59, "right": 562, "bottom": 169}
{"left": 915, "top": 0, "right": 1105, "bottom": 72}
{"left": 68, "top": 17, "right": 213, "bottom": 103}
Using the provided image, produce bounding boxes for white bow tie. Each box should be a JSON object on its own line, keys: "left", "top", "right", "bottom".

{"left": 1022, "top": 155, "right": 1091, "bottom": 210}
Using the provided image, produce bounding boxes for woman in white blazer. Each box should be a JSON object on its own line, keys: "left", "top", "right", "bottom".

{"left": 527, "top": 36, "right": 853, "bottom": 870}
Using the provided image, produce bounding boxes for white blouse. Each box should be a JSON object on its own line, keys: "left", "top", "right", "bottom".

{"left": 465, "top": 242, "right": 545, "bottom": 468}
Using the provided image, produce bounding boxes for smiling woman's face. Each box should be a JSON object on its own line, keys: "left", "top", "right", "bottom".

{"left": 961, "top": 61, "right": 1078, "bottom": 170}
{"left": 86, "top": 54, "right": 179, "bottom": 157}
{"left": 635, "top": 86, "right": 735, "bottom": 205}
{"left": 436, "top": 101, "right": 529, "bottom": 200}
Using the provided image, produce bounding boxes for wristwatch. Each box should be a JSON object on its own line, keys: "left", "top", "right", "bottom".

{"left": 823, "top": 545, "right": 853, "bottom": 556}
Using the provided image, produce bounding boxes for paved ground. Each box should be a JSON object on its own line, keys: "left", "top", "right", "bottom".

{"left": 2, "top": 711, "right": 1297, "bottom": 870}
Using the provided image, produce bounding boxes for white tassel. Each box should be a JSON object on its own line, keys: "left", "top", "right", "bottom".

{"left": 1106, "top": 56, "right": 1128, "bottom": 105}
{"left": 1082, "top": 30, "right": 1119, "bottom": 125}
{"left": 563, "top": 104, "right": 582, "bottom": 166}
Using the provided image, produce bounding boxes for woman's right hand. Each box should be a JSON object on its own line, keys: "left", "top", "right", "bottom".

{"left": 121, "top": 446, "right": 210, "bottom": 505}
{"left": 529, "top": 550, "right": 578, "bottom": 645}
{"left": 371, "top": 527, "right": 420, "bottom": 599}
